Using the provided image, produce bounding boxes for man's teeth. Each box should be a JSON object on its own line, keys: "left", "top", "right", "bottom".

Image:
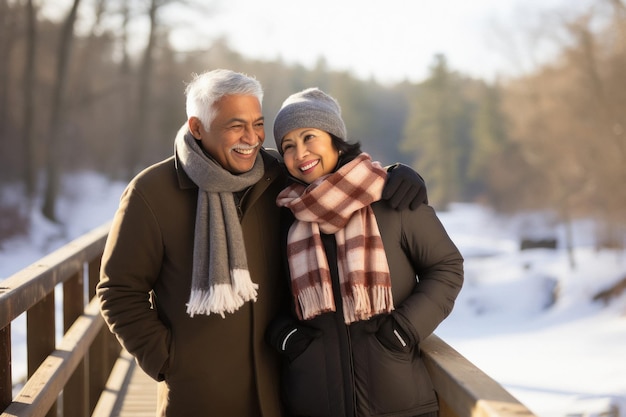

{"left": 234, "top": 147, "right": 256, "bottom": 155}
{"left": 300, "top": 161, "right": 318, "bottom": 171}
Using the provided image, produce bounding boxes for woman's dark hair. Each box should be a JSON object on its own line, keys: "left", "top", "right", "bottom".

{"left": 332, "top": 135, "right": 362, "bottom": 168}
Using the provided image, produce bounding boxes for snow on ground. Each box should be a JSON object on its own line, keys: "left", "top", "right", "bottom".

{"left": 0, "top": 173, "right": 127, "bottom": 391}
{"left": 1, "top": 173, "right": 625, "bottom": 416}
{"left": 436, "top": 203, "right": 626, "bottom": 417}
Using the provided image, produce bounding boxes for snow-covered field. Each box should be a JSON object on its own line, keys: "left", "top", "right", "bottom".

{"left": 1, "top": 173, "right": 625, "bottom": 416}
{"left": 436, "top": 204, "right": 626, "bottom": 417}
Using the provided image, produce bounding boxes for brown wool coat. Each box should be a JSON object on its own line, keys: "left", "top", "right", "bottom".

{"left": 97, "top": 148, "right": 289, "bottom": 417}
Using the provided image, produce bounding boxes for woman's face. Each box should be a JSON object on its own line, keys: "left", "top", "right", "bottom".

{"left": 281, "top": 128, "right": 339, "bottom": 184}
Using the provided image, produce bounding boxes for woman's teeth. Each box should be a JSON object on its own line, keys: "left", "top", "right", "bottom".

{"left": 300, "top": 160, "right": 318, "bottom": 171}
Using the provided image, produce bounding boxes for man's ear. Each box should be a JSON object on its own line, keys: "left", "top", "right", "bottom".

{"left": 188, "top": 117, "right": 203, "bottom": 139}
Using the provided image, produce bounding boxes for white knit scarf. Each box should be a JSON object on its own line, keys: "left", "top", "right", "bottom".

{"left": 175, "top": 127, "right": 264, "bottom": 317}
{"left": 276, "top": 153, "right": 394, "bottom": 324}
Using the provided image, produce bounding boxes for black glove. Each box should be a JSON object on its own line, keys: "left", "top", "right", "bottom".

{"left": 383, "top": 163, "right": 428, "bottom": 210}
{"left": 376, "top": 315, "right": 412, "bottom": 354}
{"left": 270, "top": 321, "right": 322, "bottom": 362}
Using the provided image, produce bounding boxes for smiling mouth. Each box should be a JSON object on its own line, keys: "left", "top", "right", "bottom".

{"left": 300, "top": 160, "right": 319, "bottom": 172}
{"left": 233, "top": 144, "right": 259, "bottom": 155}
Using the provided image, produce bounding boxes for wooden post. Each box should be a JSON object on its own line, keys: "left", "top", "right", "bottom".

{"left": 88, "top": 257, "right": 107, "bottom": 414}
{"left": 27, "top": 293, "right": 56, "bottom": 417}
{"left": 0, "top": 325, "right": 11, "bottom": 411}
{"left": 63, "top": 271, "right": 87, "bottom": 417}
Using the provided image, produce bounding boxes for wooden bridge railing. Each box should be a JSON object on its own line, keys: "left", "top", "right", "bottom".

{"left": 0, "top": 222, "right": 538, "bottom": 417}
{"left": 0, "top": 223, "right": 121, "bottom": 417}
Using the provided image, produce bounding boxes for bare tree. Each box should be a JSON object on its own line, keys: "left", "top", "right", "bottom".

{"left": 72, "top": 0, "right": 108, "bottom": 103}
{"left": 125, "top": 0, "right": 169, "bottom": 176}
{"left": 41, "top": 0, "right": 82, "bottom": 222}
{"left": 564, "top": 11, "right": 626, "bottom": 247}
{"left": 496, "top": 2, "right": 626, "bottom": 257}
{"left": 0, "top": 1, "right": 18, "bottom": 143}
{"left": 21, "top": 0, "right": 37, "bottom": 199}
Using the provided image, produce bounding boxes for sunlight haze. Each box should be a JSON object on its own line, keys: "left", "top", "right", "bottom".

{"left": 42, "top": 0, "right": 595, "bottom": 84}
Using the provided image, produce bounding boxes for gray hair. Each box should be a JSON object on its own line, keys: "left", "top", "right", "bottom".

{"left": 185, "top": 69, "right": 264, "bottom": 131}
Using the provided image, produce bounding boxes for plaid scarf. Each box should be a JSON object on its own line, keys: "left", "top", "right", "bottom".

{"left": 175, "top": 126, "right": 263, "bottom": 318}
{"left": 276, "top": 153, "right": 394, "bottom": 324}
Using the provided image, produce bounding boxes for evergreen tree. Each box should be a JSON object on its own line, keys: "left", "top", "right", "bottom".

{"left": 400, "top": 54, "right": 467, "bottom": 208}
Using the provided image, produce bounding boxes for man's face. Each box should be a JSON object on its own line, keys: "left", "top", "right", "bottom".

{"left": 194, "top": 95, "right": 265, "bottom": 174}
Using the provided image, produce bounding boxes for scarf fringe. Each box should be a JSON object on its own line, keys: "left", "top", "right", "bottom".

{"left": 232, "top": 268, "right": 259, "bottom": 302}
{"left": 370, "top": 285, "right": 394, "bottom": 314}
{"left": 186, "top": 286, "right": 239, "bottom": 318}
{"left": 186, "top": 270, "right": 259, "bottom": 318}
{"left": 342, "top": 285, "right": 395, "bottom": 324}
{"left": 298, "top": 282, "right": 335, "bottom": 320}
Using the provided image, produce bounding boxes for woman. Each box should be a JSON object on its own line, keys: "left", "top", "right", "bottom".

{"left": 266, "top": 87, "right": 464, "bottom": 417}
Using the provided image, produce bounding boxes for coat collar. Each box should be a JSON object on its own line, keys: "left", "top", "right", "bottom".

{"left": 174, "top": 152, "right": 197, "bottom": 190}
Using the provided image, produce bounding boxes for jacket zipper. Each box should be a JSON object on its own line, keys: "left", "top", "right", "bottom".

{"left": 324, "top": 232, "right": 357, "bottom": 416}
{"left": 347, "top": 326, "right": 357, "bottom": 416}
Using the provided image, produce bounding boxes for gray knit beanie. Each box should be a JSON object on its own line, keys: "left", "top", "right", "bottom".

{"left": 273, "top": 87, "right": 347, "bottom": 152}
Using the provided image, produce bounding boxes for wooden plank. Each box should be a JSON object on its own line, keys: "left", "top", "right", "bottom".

{"left": 1, "top": 298, "right": 105, "bottom": 417}
{"left": 91, "top": 350, "right": 134, "bottom": 417}
{"left": 92, "top": 350, "right": 157, "bottom": 417}
{"left": 88, "top": 258, "right": 108, "bottom": 414}
{"left": 0, "top": 325, "right": 11, "bottom": 410}
{"left": 421, "top": 334, "right": 536, "bottom": 417}
{"left": 64, "top": 272, "right": 88, "bottom": 417}
{"left": 89, "top": 327, "right": 110, "bottom": 414}
{"left": 115, "top": 358, "right": 157, "bottom": 417}
{"left": 27, "top": 293, "right": 55, "bottom": 377}
{"left": 27, "top": 293, "right": 57, "bottom": 417}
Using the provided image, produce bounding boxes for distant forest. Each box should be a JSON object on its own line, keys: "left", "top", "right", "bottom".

{"left": 0, "top": 0, "right": 625, "bottom": 249}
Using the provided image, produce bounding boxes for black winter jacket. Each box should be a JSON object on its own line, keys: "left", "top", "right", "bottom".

{"left": 267, "top": 201, "right": 464, "bottom": 417}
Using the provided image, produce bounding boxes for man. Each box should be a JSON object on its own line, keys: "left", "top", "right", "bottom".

{"left": 97, "top": 69, "right": 426, "bottom": 416}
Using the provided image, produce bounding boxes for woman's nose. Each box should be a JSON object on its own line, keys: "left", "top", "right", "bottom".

{"left": 295, "top": 143, "right": 308, "bottom": 160}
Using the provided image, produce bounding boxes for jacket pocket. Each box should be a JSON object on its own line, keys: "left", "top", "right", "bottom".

{"left": 281, "top": 335, "right": 331, "bottom": 417}
{"left": 356, "top": 332, "right": 438, "bottom": 416}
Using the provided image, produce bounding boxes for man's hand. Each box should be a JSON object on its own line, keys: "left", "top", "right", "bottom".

{"left": 383, "top": 163, "right": 428, "bottom": 210}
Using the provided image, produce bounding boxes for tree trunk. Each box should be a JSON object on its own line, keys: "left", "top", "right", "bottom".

{"left": 564, "top": 211, "right": 577, "bottom": 270}
{"left": 0, "top": 1, "right": 17, "bottom": 140}
{"left": 22, "top": 0, "right": 37, "bottom": 199}
{"left": 41, "top": 0, "right": 82, "bottom": 222}
{"left": 73, "top": 0, "right": 106, "bottom": 105}
{"left": 126, "top": 0, "right": 158, "bottom": 177}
